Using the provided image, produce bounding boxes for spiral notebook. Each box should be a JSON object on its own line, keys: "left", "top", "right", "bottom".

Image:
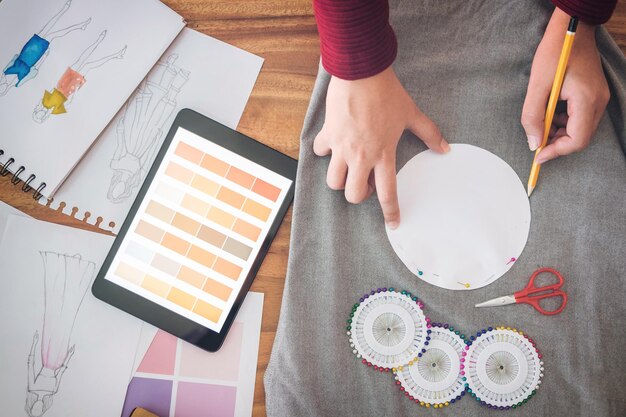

{"left": 0, "top": 0, "right": 185, "bottom": 199}
{"left": 40, "top": 28, "right": 264, "bottom": 232}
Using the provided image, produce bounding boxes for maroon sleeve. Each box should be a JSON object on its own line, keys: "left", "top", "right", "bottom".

{"left": 313, "top": 0, "right": 397, "bottom": 80}
{"left": 552, "top": 0, "right": 617, "bottom": 25}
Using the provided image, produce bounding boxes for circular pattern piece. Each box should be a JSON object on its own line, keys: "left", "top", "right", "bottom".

{"left": 386, "top": 144, "right": 531, "bottom": 290}
{"left": 465, "top": 327, "right": 543, "bottom": 410}
{"left": 347, "top": 288, "right": 429, "bottom": 371}
{"left": 394, "top": 323, "right": 468, "bottom": 408}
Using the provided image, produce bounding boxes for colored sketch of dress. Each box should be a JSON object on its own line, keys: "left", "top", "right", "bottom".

{"left": 108, "top": 54, "right": 190, "bottom": 203}
{"left": 3, "top": 35, "right": 50, "bottom": 86}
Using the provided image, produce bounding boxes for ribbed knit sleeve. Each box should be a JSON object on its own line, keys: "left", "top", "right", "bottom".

{"left": 313, "top": 1, "right": 617, "bottom": 81}
{"left": 552, "top": 0, "right": 617, "bottom": 25}
{"left": 313, "top": 0, "right": 397, "bottom": 80}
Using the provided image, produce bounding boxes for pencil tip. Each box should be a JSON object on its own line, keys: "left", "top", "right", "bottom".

{"left": 527, "top": 185, "right": 534, "bottom": 197}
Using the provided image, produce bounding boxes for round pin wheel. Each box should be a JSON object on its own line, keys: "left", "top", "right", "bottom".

{"left": 347, "top": 288, "right": 429, "bottom": 372}
{"left": 394, "top": 323, "right": 468, "bottom": 409}
{"left": 464, "top": 327, "right": 543, "bottom": 410}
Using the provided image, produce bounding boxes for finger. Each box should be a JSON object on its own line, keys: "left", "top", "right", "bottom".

{"left": 326, "top": 154, "right": 348, "bottom": 190}
{"left": 406, "top": 106, "right": 450, "bottom": 153}
{"left": 366, "top": 171, "right": 376, "bottom": 199}
{"left": 313, "top": 130, "right": 331, "bottom": 156}
{"left": 344, "top": 161, "right": 373, "bottom": 204}
{"left": 553, "top": 112, "right": 568, "bottom": 128}
{"left": 521, "top": 68, "right": 551, "bottom": 151}
{"left": 537, "top": 96, "right": 596, "bottom": 164}
{"left": 374, "top": 160, "right": 400, "bottom": 229}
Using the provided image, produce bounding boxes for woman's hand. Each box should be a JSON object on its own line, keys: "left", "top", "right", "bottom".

{"left": 313, "top": 66, "right": 449, "bottom": 229}
{"left": 522, "top": 7, "right": 610, "bottom": 164}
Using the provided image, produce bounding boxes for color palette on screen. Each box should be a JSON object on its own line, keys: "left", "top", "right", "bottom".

{"left": 104, "top": 127, "right": 292, "bottom": 332}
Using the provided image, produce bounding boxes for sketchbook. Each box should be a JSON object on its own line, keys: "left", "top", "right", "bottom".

{"left": 49, "top": 28, "right": 264, "bottom": 232}
{"left": 0, "top": 214, "right": 146, "bottom": 417}
{"left": 0, "top": 0, "right": 185, "bottom": 198}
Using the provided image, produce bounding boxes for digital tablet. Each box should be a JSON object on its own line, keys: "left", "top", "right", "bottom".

{"left": 93, "top": 109, "right": 297, "bottom": 352}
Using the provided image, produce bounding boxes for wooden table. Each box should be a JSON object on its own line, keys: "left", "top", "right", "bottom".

{"left": 1, "top": 1, "right": 624, "bottom": 416}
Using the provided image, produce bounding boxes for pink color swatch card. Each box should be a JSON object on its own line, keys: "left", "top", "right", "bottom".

{"left": 122, "top": 291, "right": 263, "bottom": 417}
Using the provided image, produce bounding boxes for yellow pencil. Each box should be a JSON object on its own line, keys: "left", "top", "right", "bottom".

{"left": 527, "top": 16, "right": 578, "bottom": 197}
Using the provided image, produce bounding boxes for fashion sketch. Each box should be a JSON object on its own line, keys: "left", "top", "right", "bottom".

{"left": 25, "top": 252, "right": 96, "bottom": 417}
{"left": 33, "top": 30, "right": 127, "bottom": 122}
{"left": 1, "top": 0, "right": 91, "bottom": 96}
{"left": 107, "top": 53, "right": 190, "bottom": 203}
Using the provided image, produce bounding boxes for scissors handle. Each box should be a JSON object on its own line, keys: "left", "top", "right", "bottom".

{"left": 517, "top": 289, "right": 568, "bottom": 315}
{"left": 514, "top": 267, "right": 567, "bottom": 315}
{"left": 516, "top": 267, "right": 564, "bottom": 297}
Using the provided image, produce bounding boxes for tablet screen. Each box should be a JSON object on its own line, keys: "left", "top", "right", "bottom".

{"left": 103, "top": 126, "right": 293, "bottom": 332}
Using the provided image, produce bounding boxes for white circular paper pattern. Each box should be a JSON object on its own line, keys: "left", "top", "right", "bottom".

{"left": 386, "top": 144, "right": 531, "bottom": 290}
{"left": 465, "top": 329, "right": 542, "bottom": 408}
{"left": 395, "top": 327, "right": 466, "bottom": 405}
{"left": 348, "top": 291, "right": 427, "bottom": 369}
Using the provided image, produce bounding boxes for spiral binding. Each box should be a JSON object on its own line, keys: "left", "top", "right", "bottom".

{"left": 0, "top": 149, "right": 47, "bottom": 200}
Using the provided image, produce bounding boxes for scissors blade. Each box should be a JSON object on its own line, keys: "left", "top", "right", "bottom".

{"left": 475, "top": 295, "right": 517, "bottom": 308}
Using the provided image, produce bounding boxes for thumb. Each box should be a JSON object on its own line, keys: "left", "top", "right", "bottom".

{"left": 406, "top": 105, "right": 450, "bottom": 153}
{"left": 521, "top": 69, "right": 551, "bottom": 151}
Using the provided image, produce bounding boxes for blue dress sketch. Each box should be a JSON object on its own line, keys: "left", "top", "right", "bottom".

{"left": 25, "top": 252, "right": 96, "bottom": 417}
{"left": 33, "top": 30, "right": 127, "bottom": 123}
{"left": 0, "top": 0, "right": 91, "bottom": 96}
{"left": 108, "top": 54, "right": 190, "bottom": 203}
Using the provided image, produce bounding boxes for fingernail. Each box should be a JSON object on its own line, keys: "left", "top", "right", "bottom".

{"left": 527, "top": 135, "right": 540, "bottom": 151}
{"left": 442, "top": 141, "right": 451, "bottom": 153}
{"left": 387, "top": 220, "right": 399, "bottom": 230}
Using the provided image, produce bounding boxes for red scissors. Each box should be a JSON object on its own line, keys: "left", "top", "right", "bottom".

{"left": 475, "top": 267, "right": 567, "bottom": 315}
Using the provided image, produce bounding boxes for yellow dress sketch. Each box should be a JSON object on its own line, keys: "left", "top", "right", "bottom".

{"left": 33, "top": 30, "right": 126, "bottom": 123}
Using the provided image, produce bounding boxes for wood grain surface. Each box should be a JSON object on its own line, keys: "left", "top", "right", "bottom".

{"left": 1, "top": 2, "right": 624, "bottom": 416}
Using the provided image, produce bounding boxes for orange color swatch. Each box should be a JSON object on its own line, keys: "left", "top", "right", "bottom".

{"left": 232, "top": 218, "right": 261, "bottom": 241}
{"left": 142, "top": 275, "right": 171, "bottom": 298}
{"left": 213, "top": 258, "right": 242, "bottom": 280}
{"left": 193, "top": 299, "right": 222, "bottom": 323}
{"left": 172, "top": 212, "right": 201, "bottom": 236}
{"left": 226, "top": 166, "right": 255, "bottom": 189}
{"left": 217, "top": 187, "right": 246, "bottom": 210}
{"left": 167, "top": 287, "right": 196, "bottom": 310}
{"left": 201, "top": 154, "right": 230, "bottom": 176}
{"left": 202, "top": 278, "right": 232, "bottom": 301}
{"left": 242, "top": 199, "right": 271, "bottom": 221}
{"left": 251, "top": 178, "right": 282, "bottom": 202}
{"left": 188, "top": 245, "right": 217, "bottom": 268}
{"left": 175, "top": 142, "right": 204, "bottom": 164}
{"left": 162, "top": 233, "right": 190, "bottom": 255}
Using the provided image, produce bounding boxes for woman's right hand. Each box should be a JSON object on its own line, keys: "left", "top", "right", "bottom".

{"left": 313, "top": 66, "right": 450, "bottom": 229}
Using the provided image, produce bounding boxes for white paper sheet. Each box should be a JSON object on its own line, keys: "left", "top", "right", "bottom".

{"left": 50, "top": 28, "right": 264, "bottom": 232}
{"left": 0, "top": 0, "right": 184, "bottom": 197}
{"left": 386, "top": 144, "right": 531, "bottom": 290}
{"left": 0, "top": 200, "right": 28, "bottom": 240}
{"left": 123, "top": 292, "right": 264, "bottom": 417}
{"left": 0, "top": 215, "right": 145, "bottom": 417}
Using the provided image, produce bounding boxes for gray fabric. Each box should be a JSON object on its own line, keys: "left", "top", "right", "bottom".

{"left": 264, "top": 1, "right": 626, "bottom": 415}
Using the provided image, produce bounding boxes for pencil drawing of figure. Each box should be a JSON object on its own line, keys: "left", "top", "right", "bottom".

{"left": 0, "top": 0, "right": 91, "bottom": 96}
{"left": 25, "top": 252, "right": 96, "bottom": 417}
{"left": 33, "top": 30, "right": 127, "bottom": 123}
{"left": 107, "top": 54, "right": 190, "bottom": 203}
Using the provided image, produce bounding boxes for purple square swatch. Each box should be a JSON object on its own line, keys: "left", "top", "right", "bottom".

{"left": 121, "top": 377, "right": 173, "bottom": 417}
